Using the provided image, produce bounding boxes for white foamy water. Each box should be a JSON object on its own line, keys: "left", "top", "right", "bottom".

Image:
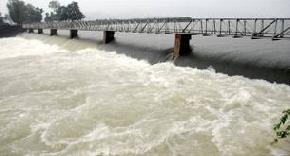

{"left": 0, "top": 35, "right": 290, "bottom": 156}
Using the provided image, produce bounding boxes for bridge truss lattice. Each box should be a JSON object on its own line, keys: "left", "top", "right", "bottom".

{"left": 23, "top": 17, "right": 290, "bottom": 39}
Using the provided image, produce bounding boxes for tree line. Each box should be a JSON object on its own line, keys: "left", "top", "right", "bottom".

{"left": 44, "top": 1, "right": 84, "bottom": 22}
{"left": 7, "top": 0, "right": 43, "bottom": 25}
{"left": 6, "top": 0, "right": 85, "bottom": 25}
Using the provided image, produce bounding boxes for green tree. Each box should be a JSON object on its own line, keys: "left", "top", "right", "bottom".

{"left": 44, "top": 13, "right": 52, "bottom": 22}
{"left": 7, "top": 0, "right": 26, "bottom": 25}
{"left": 56, "top": 6, "right": 69, "bottom": 21}
{"left": 66, "top": 2, "right": 84, "bottom": 21}
{"left": 7, "top": 0, "right": 43, "bottom": 25}
{"left": 25, "top": 4, "right": 43, "bottom": 23}
{"left": 49, "top": 1, "right": 60, "bottom": 12}
{"left": 46, "top": 0, "right": 61, "bottom": 21}
{"left": 273, "top": 109, "right": 290, "bottom": 143}
{"left": 45, "top": 1, "right": 85, "bottom": 22}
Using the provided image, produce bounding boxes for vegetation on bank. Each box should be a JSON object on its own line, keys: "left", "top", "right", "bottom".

{"left": 44, "top": 1, "right": 85, "bottom": 22}
{"left": 7, "top": 0, "right": 43, "bottom": 25}
{"left": 6, "top": 0, "right": 84, "bottom": 25}
{"left": 273, "top": 109, "right": 290, "bottom": 143}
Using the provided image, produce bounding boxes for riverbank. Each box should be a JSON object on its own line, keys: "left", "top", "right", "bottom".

{"left": 0, "top": 25, "right": 25, "bottom": 38}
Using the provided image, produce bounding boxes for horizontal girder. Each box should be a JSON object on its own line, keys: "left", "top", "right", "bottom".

{"left": 23, "top": 17, "right": 290, "bottom": 39}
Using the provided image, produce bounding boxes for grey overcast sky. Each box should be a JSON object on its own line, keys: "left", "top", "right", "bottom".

{"left": 1, "top": 0, "right": 290, "bottom": 19}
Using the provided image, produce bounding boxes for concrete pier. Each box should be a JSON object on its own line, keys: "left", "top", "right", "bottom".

{"left": 103, "top": 31, "right": 115, "bottom": 44}
{"left": 70, "top": 29, "right": 78, "bottom": 39}
{"left": 233, "top": 34, "right": 242, "bottom": 38}
{"left": 38, "top": 29, "right": 43, "bottom": 34}
{"left": 173, "top": 34, "right": 192, "bottom": 58}
{"left": 50, "top": 29, "right": 57, "bottom": 36}
{"left": 28, "top": 29, "right": 34, "bottom": 33}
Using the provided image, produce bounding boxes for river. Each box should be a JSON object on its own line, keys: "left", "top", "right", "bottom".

{"left": 0, "top": 33, "right": 289, "bottom": 156}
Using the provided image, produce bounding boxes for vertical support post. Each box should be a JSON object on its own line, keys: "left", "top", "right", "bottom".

{"left": 251, "top": 19, "right": 259, "bottom": 39}
{"left": 273, "top": 19, "right": 278, "bottom": 36}
{"left": 213, "top": 19, "right": 216, "bottom": 34}
{"left": 272, "top": 19, "right": 279, "bottom": 40}
{"left": 204, "top": 19, "right": 208, "bottom": 35}
{"left": 235, "top": 19, "right": 239, "bottom": 35}
{"left": 70, "top": 29, "right": 78, "bottom": 39}
{"left": 244, "top": 20, "right": 247, "bottom": 35}
{"left": 103, "top": 31, "right": 115, "bottom": 44}
{"left": 253, "top": 19, "right": 257, "bottom": 34}
{"left": 191, "top": 20, "right": 195, "bottom": 34}
{"left": 50, "top": 29, "right": 57, "bottom": 36}
{"left": 173, "top": 34, "right": 192, "bottom": 58}
{"left": 281, "top": 19, "right": 285, "bottom": 37}
{"left": 200, "top": 19, "right": 203, "bottom": 34}
{"left": 260, "top": 20, "right": 264, "bottom": 37}
{"left": 38, "top": 29, "right": 43, "bottom": 34}
{"left": 233, "top": 19, "right": 240, "bottom": 38}
{"left": 28, "top": 29, "right": 34, "bottom": 33}
{"left": 217, "top": 19, "right": 223, "bottom": 37}
{"left": 220, "top": 19, "right": 222, "bottom": 35}
{"left": 174, "top": 20, "right": 177, "bottom": 33}
{"left": 228, "top": 20, "right": 231, "bottom": 35}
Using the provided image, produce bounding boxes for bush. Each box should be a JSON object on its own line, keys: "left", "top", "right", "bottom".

{"left": 273, "top": 109, "right": 290, "bottom": 143}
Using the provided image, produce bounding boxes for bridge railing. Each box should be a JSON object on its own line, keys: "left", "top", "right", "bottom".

{"left": 23, "top": 17, "right": 290, "bottom": 39}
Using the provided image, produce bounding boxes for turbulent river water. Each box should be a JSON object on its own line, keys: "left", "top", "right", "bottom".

{"left": 0, "top": 34, "right": 290, "bottom": 156}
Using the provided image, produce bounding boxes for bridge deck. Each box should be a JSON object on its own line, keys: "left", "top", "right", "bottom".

{"left": 23, "top": 17, "right": 290, "bottom": 40}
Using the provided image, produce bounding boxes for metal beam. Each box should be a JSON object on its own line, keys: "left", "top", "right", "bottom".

{"left": 23, "top": 17, "right": 290, "bottom": 40}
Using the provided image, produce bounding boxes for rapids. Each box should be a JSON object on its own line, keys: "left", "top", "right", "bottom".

{"left": 0, "top": 35, "right": 289, "bottom": 156}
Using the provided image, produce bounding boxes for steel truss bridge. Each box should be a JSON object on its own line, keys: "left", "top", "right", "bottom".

{"left": 24, "top": 17, "right": 290, "bottom": 40}
{"left": 23, "top": 17, "right": 290, "bottom": 58}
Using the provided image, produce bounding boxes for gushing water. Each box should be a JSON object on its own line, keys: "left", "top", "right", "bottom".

{"left": 0, "top": 35, "right": 289, "bottom": 156}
